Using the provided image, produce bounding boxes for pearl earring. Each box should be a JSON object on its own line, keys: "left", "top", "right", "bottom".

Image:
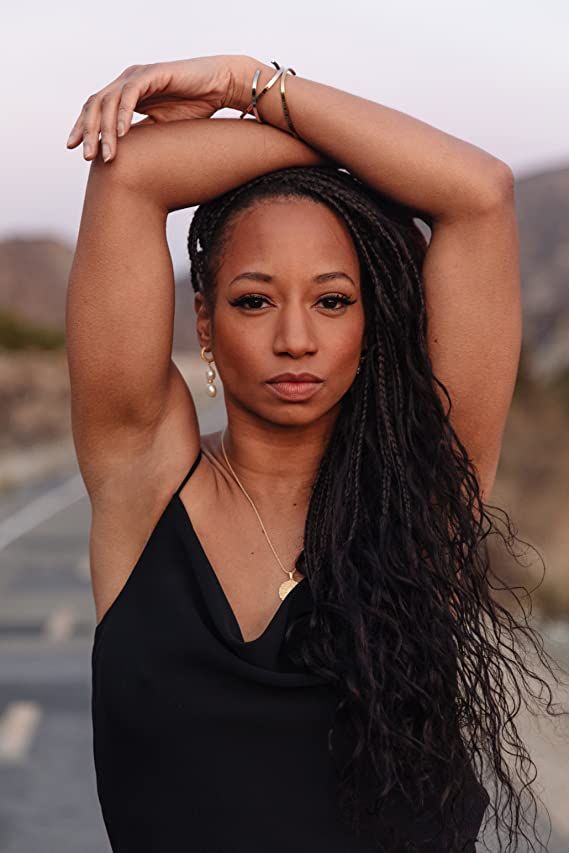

{"left": 200, "top": 345, "right": 217, "bottom": 397}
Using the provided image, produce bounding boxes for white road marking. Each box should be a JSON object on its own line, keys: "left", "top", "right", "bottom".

{"left": 44, "top": 606, "right": 76, "bottom": 642}
{"left": 0, "top": 474, "right": 86, "bottom": 551}
{"left": 0, "top": 701, "right": 42, "bottom": 763}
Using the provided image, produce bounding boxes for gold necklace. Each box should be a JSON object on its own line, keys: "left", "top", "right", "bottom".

{"left": 220, "top": 427, "right": 302, "bottom": 601}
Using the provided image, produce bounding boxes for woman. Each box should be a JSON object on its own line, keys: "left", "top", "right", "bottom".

{"left": 65, "top": 54, "right": 563, "bottom": 852}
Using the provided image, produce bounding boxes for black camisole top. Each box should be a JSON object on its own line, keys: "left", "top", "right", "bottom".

{"left": 91, "top": 446, "right": 490, "bottom": 852}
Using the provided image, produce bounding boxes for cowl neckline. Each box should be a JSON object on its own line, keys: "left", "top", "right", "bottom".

{"left": 174, "top": 492, "right": 325, "bottom": 678}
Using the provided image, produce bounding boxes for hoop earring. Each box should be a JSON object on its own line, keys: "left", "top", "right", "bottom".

{"left": 200, "top": 345, "right": 217, "bottom": 397}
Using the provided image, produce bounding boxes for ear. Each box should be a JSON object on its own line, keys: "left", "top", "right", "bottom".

{"left": 194, "top": 292, "right": 213, "bottom": 349}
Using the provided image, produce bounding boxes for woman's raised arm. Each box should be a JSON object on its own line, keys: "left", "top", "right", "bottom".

{"left": 65, "top": 115, "right": 325, "bottom": 498}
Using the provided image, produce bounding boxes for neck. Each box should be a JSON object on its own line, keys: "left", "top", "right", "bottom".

{"left": 220, "top": 414, "right": 336, "bottom": 506}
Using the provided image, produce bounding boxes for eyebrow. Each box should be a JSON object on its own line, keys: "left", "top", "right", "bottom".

{"left": 229, "top": 271, "right": 356, "bottom": 287}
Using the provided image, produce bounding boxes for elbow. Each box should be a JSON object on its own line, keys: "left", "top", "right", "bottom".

{"left": 476, "top": 161, "right": 516, "bottom": 212}
{"left": 437, "top": 161, "right": 516, "bottom": 224}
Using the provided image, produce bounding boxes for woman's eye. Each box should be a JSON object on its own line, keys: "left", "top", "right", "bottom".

{"left": 318, "top": 294, "right": 356, "bottom": 311}
{"left": 232, "top": 295, "right": 269, "bottom": 310}
{"left": 230, "top": 294, "right": 356, "bottom": 312}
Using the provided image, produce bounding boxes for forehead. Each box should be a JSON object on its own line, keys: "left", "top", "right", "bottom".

{"left": 220, "top": 198, "right": 359, "bottom": 272}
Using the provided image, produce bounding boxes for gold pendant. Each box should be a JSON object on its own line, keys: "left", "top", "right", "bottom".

{"left": 278, "top": 575, "right": 298, "bottom": 600}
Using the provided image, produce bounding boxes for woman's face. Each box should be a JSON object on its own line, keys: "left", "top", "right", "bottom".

{"left": 196, "top": 197, "right": 366, "bottom": 428}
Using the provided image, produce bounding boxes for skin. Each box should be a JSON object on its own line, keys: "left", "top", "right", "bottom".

{"left": 196, "top": 196, "right": 366, "bottom": 500}
{"left": 65, "top": 56, "right": 520, "bottom": 637}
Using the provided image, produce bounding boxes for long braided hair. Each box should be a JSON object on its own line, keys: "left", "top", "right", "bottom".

{"left": 187, "top": 164, "right": 568, "bottom": 852}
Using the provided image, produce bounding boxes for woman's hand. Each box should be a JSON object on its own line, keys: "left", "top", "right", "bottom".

{"left": 65, "top": 54, "right": 251, "bottom": 163}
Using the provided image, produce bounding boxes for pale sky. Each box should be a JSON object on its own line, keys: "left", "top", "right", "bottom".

{"left": 2, "top": 0, "right": 568, "bottom": 273}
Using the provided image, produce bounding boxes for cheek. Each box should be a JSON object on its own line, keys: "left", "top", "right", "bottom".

{"left": 214, "top": 327, "right": 266, "bottom": 385}
{"left": 225, "top": 329, "right": 258, "bottom": 360}
{"left": 327, "top": 348, "right": 361, "bottom": 386}
{"left": 329, "top": 319, "right": 365, "bottom": 363}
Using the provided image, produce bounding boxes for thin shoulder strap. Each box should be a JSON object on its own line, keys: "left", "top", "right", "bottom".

{"left": 174, "top": 447, "right": 203, "bottom": 497}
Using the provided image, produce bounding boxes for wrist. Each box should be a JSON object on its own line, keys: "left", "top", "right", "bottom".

{"left": 229, "top": 56, "right": 282, "bottom": 117}
{"left": 225, "top": 55, "right": 255, "bottom": 112}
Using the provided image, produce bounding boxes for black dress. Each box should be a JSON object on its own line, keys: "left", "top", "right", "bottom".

{"left": 91, "top": 446, "right": 489, "bottom": 852}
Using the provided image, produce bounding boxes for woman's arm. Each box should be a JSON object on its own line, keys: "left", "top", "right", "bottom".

{"left": 231, "top": 57, "right": 519, "bottom": 501}
{"left": 66, "top": 117, "right": 326, "bottom": 495}
{"left": 233, "top": 57, "right": 512, "bottom": 220}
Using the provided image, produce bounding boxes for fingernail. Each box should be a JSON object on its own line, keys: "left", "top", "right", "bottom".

{"left": 83, "top": 142, "right": 91, "bottom": 158}
{"left": 102, "top": 143, "right": 111, "bottom": 162}
{"left": 117, "top": 121, "right": 125, "bottom": 137}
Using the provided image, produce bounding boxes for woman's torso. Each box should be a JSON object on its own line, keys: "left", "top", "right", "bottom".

{"left": 90, "top": 430, "right": 308, "bottom": 642}
{"left": 90, "top": 431, "right": 489, "bottom": 852}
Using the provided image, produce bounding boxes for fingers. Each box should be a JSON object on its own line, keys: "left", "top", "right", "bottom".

{"left": 66, "top": 66, "right": 146, "bottom": 162}
{"left": 100, "top": 91, "right": 120, "bottom": 162}
{"left": 116, "top": 81, "right": 141, "bottom": 140}
{"left": 66, "top": 113, "right": 85, "bottom": 149}
{"left": 100, "top": 77, "right": 146, "bottom": 161}
{"left": 66, "top": 93, "right": 101, "bottom": 160}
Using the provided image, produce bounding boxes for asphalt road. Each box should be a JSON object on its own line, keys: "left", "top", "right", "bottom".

{"left": 0, "top": 389, "right": 568, "bottom": 852}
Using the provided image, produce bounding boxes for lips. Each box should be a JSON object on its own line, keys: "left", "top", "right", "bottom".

{"left": 266, "top": 378, "right": 323, "bottom": 402}
{"left": 267, "top": 372, "right": 323, "bottom": 384}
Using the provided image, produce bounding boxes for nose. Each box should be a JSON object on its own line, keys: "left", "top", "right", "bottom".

{"left": 272, "top": 299, "right": 318, "bottom": 359}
